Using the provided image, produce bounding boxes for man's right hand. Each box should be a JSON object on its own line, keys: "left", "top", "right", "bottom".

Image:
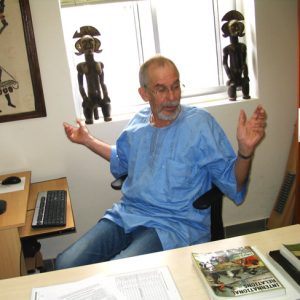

{"left": 63, "top": 118, "right": 112, "bottom": 161}
{"left": 63, "top": 118, "right": 90, "bottom": 145}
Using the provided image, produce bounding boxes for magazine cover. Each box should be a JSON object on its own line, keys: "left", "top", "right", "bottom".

{"left": 192, "top": 246, "right": 286, "bottom": 299}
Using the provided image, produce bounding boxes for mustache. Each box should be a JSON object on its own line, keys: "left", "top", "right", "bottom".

{"left": 160, "top": 101, "right": 180, "bottom": 108}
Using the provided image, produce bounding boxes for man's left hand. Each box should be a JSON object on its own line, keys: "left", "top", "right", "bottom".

{"left": 237, "top": 104, "right": 267, "bottom": 157}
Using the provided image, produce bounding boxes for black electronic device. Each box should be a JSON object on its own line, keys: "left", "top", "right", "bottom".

{"left": 32, "top": 190, "right": 67, "bottom": 228}
{"left": 0, "top": 199, "right": 7, "bottom": 214}
{"left": 1, "top": 176, "right": 21, "bottom": 185}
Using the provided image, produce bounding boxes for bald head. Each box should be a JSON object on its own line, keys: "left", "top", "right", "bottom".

{"left": 139, "top": 56, "right": 179, "bottom": 88}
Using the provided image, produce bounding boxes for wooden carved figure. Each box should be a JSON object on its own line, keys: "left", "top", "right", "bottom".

{"left": 73, "top": 26, "right": 112, "bottom": 124}
{"left": 221, "top": 10, "right": 250, "bottom": 101}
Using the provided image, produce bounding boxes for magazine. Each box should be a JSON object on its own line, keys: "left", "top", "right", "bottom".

{"left": 192, "top": 246, "right": 286, "bottom": 299}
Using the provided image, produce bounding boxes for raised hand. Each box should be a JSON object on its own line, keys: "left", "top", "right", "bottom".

{"left": 63, "top": 118, "right": 112, "bottom": 161}
{"left": 237, "top": 105, "right": 266, "bottom": 157}
{"left": 63, "top": 118, "right": 90, "bottom": 145}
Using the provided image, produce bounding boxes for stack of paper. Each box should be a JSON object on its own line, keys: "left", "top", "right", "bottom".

{"left": 31, "top": 266, "right": 182, "bottom": 300}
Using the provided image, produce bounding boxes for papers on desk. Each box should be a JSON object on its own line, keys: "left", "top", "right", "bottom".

{"left": 0, "top": 177, "right": 25, "bottom": 194}
{"left": 31, "top": 266, "right": 182, "bottom": 300}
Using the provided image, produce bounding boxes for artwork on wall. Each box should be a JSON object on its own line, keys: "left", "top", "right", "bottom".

{"left": 0, "top": 0, "right": 46, "bottom": 123}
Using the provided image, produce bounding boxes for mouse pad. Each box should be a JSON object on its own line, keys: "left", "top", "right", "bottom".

{"left": 0, "top": 177, "right": 25, "bottom": 194}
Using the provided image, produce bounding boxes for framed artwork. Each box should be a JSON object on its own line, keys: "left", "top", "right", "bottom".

{"left": 0, "top": 0, "right": 46, "bottom": 123}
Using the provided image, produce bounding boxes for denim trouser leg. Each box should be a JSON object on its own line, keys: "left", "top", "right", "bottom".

{"left": 55, "top": 218, "right": 163, "bottom": 270}
{"left": 111, "top": 225, "right": 163, "bottom": 260}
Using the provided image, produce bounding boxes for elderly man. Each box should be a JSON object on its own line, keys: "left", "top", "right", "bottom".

{"left": 56, "top": 55, "right": 266, "bottom": 269}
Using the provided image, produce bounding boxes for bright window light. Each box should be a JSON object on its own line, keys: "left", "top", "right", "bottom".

{"left": 60, "top": 0, "right": 237, "bottom": 120}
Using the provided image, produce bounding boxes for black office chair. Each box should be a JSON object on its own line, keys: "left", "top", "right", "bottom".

{"left": 111, "top": 175, "right": 224, "bottom": 241}
{"left": 192, "top": 184, "right": 224, "bottom": 241}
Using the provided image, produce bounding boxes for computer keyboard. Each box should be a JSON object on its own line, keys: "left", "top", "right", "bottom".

{"left": 32, "top": 190, "right": 67, "bottom": 228}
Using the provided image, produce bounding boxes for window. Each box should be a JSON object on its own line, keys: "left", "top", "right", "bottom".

{"left": 60, "top": 0, "right": 237, "bottom": 119}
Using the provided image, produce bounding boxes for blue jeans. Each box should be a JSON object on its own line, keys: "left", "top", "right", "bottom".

{"left": 55, "top": 218, "right": 163, "bottom": 270}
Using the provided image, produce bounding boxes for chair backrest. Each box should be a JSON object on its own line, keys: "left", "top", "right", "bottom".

{"left": 111, "top": 176, "right": 224, "bottom": 241}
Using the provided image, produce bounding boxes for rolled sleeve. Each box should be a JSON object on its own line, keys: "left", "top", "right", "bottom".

{"left": 110, "top": 126, "right": 131, "bottom": 179}
{"left": 110, "top": 145, "right": 118, "bottom": 177}
{"left": 214, "top": 157, "right": 248, "bottom": 205}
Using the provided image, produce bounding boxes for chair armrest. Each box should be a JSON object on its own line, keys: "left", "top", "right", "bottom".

{"left": 192, "top": 185, "right": 223, "bottom": 210}
{"left": 193, "top": 184, "right": 224, "bottom": 241}
{"left": 111, "top": 174, "right": 128, "bottom": 190}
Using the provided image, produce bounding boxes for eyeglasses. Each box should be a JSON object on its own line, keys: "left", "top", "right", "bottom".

{"left": 146, "top": 81, "right": 184, "bottom": 98}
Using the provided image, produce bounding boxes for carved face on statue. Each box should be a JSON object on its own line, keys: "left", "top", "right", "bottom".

{"left": 228, "top": 20, "right": 244, "bottom": 37}
{"left": 81, "top": 36, "right": 96, "bottom": 54}
{"left": 75, "top": 35, "right": 95, "bottom": 55}
{"left": 74, "top": 33, "right": 102, "bottom": 56}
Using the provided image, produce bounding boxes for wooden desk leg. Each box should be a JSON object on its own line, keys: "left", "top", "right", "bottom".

{"left": 0, "top": 228, "right": 26, "bottom": 279}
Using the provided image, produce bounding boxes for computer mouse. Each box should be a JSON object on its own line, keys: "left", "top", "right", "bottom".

{"left": 0, "top": 199, "right": 6, "bottom": 214}
{"left": 1, "top": 176, "right": 21, "bottom": 185}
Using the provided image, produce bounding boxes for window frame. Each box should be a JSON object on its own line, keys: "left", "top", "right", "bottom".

{"left": 60, "top": 0, "right": 254, "bottom": 121}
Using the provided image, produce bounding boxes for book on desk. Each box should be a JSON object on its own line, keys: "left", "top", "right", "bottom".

{"left": 279, "top": 243, "right": 300, "bottom": 271}
{"left": 269, "top": 242, "right": 300, "bottom": 287}
{"left": 192, "top": 246, "right": 286, "bottom": 300}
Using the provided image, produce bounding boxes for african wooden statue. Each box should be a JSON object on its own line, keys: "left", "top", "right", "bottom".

{"left": 221, "top": 10, "right": 250, "bottom": 101}
{"left": 73, "top": 26, "right": 112, "bottom": 124}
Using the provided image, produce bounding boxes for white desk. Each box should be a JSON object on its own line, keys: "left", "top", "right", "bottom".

{"left": 0, "top": 225, "right": 299, "bottom": 299}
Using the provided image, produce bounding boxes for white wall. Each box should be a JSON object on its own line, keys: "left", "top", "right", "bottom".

{"left": 0, "top": 0, "right": 297, "bottom": 259}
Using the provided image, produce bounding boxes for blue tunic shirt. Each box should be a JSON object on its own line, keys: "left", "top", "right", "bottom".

{"left": 104, "top": 105, "right": 246, "bottom": 250}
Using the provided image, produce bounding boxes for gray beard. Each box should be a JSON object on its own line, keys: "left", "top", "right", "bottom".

{"left": 157, "top": 104, "right": 181, "bottom": 121}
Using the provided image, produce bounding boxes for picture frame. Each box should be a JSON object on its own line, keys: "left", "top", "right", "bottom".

{"left": 0, "top": 0, "right": 46, "bottom": 123}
